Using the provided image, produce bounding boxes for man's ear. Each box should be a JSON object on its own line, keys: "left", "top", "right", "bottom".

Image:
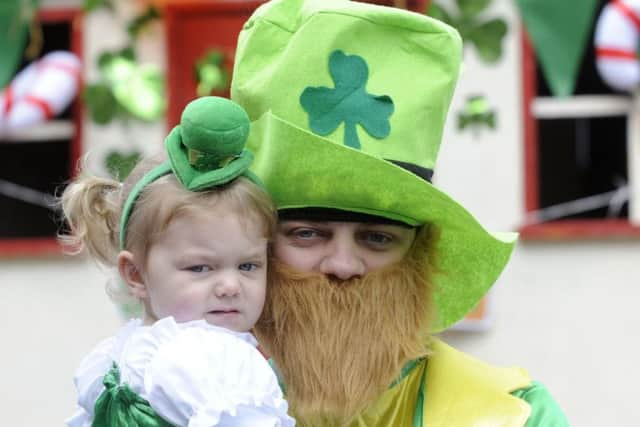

{"left": 118, "top": 251, "right": 147, "bottom": 299}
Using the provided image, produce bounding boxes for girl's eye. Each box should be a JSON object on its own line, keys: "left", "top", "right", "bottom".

{"left": 187, "top": 265, "right": 211, "bottom": 273}
{"left": 239, "top": 262, "right": 260, "bottom": 272}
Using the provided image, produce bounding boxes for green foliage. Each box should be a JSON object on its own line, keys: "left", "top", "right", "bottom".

{"left": 428, "top": 0, "right": 508, "bottom": 64}
{"left": 300, "top": 50, "right": 393, "bottom": 149}
{"left": 104, "top": 150, "right": 141, "bottom": 181}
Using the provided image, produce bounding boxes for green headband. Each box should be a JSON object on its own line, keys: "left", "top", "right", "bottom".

{"left": 119, "top": 96, "right": 258, "bottom": 250}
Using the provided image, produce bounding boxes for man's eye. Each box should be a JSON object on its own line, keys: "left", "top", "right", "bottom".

{"left": 187, "top": 265, "right": 211, "bottom": 273}
{"left": 239, "top": 262, "right": 259, "bottom": 272}
{"left": 292, "top": 228, "right": 320, "bottom": 239}
{"left": 360, "top": 232, "right": 392, "bottom": 246}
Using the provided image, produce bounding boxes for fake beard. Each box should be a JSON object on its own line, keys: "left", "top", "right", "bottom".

{"left": 254, "top": 231, "right": 436, "bottom": 425}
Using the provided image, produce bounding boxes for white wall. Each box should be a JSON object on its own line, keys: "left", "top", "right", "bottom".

{"left": 0, "top": 256, "right": 121, "bottom": 426}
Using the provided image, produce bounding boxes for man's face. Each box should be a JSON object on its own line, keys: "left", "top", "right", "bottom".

{"left": 258, "top": 222, "right": 433, "bottom": 422}
{"left": 274, "top": 220, "right": 417, "bottom": 277}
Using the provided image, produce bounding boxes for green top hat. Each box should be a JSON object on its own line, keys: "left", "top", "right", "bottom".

{"left": 230, "top": 0, "right": 517, "bottom": 332}
{"left": 119, "top": 96, "right": 258, "bottom": 249}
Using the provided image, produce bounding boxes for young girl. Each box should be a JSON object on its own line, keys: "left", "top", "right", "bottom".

{"left": 63, "top": 97, "right": 294, "bottom": 427}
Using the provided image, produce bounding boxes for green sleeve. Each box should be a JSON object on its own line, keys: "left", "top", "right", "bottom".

{"left": 511, "top": 381, "right": 570, "bottom": 426}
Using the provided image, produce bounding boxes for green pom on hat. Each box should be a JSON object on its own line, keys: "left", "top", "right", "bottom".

{"left": 166, "top": 96, "right": 253, "bottom": 191}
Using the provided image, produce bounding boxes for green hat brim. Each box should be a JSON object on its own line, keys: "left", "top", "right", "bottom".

{"left": 248, "top": 112, "right": 517, "bottom": 332}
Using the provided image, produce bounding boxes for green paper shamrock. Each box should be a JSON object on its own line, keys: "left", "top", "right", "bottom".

{"left": 195, "top": 49, "right": 230, "bottom": 97}
{"left": 457, "top": 94, "right": 496, "bottom": 138}
{"left": 300, "top": 50, "right": 394, "bottom": 149}
{"left": 105, "top": 150, "right": 141, "bottom": 181}
{"left": 429, "top": 0, "right": 508, "bottom": 64}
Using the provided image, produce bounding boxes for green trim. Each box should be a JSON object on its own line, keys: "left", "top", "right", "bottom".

{"left": 389, "top": 358, "right": 423, "bottom": 388}
{"left": 511, "top": 381, "right": 570, "bottom": 426}
{"left": 92, "top": 362, "right": 173, "bottom": 427}
{"left": 413, "top": 368, "right": 426, "bottom": 427}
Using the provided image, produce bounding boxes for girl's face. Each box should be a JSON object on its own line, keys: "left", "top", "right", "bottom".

{"left": 274, "top": 220, "right": 416, "bottom": 280}
{"left": 121, "top": 206, "right": 268, "bottom": 332}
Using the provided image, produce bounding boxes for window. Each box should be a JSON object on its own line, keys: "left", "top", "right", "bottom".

{"left": 0, "top": 8, "right": 83, "bottom": 255}
{"left": 520, "top": 0, "right": 640, "bottom": 239}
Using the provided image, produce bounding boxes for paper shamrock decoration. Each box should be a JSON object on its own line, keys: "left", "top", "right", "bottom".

{"left": 457, "top": 94, "right": 496, "bottom": 137}
{"left": 105, "top": 150, "right": 141, "bottom": 181}
{"left": 300, "top": 50, "right": 394, "bottom": 149}
{"left": 428, "top": 0, "right": 508, "bottom": 64}
{"left": 195, "top": 49, "right": 230, "bottom": 97}
{"left": 84, "top": 47, "right": 165, "bottom": 124}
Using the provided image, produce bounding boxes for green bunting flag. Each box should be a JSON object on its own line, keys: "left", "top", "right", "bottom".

{"left": 514, "top": 0, "right": 600, "bottom": 97}
{"left": 0, "top": 0, "right": 39, "bottom": 88}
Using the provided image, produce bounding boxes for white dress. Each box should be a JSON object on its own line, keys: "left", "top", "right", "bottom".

{"left": 66, "top": 317, "right": 294, "bottom": 427}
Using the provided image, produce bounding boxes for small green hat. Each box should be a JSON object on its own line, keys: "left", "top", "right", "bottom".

{"left": 230, "top": 0, "right": 517, "bottom": 331}
{"left": 119, "top": 96, "right": 258, "bottom": 249}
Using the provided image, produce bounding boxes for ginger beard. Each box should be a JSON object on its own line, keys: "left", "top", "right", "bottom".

{"left": 254, "top": 228, "right": 437, "bottom": 424}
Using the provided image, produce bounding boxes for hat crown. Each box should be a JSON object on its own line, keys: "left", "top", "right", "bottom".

{"left": 179, "top": 96, "right": 250, "bottom": 169}
{"left": 232, "top": 0, "right": 462, "bottom": 171}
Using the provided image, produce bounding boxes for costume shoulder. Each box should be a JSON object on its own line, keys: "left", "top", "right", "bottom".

{"left": 135, "top": 317, "right": 295, "bottom": 426}
{"left": 423, "top": 338, "right": 532, "bottom": 427}
{"left": 511, "top": 381, "right": 570, "bottom": 426}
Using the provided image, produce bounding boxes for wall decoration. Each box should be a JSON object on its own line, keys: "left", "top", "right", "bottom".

{"left": 457, "top": 94, "right": 496, "bottom": 138}
{"left": 594, "top": 0, "right": 640, "bottom": 92}
{"left": 104, "top": 149, "right": 142, "bottom": 180}
{"left": 428, "top": 0, "right": 508, "bottom": 64}
{"left": 514, "top": 0, "right": 600, "bottom": 97}
{"left": 84, "top": 47, "right": 165, "bottom": 124}
{"left": 0, "top": 50, "right": 81, "bottom": 133}
{"left": 82, "top": 1, "right": 165, "bottom": 125}
{"left": 83, "top": 0, "right": 165, "bottom": 182}
{"left": 0, "top": 0, "right": 40, "bottom": 88}
{"left": 194, "top": 49, "right": 230, "bottom": 97}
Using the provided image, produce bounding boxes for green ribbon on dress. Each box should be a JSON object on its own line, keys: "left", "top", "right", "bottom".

{"left": 92, "top": 363, "right": 173, "bottom": 427}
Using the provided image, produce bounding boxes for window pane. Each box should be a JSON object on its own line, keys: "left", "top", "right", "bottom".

{"left": 538, "top": 116, "right": 628, "bottom": 219}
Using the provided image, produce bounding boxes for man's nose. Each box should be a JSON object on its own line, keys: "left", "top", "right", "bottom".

{"left": 214, "top": 271, "right": 241, "bottom": 297}
{"left": 319, "top": 237, "right": 366, "bottom": 280}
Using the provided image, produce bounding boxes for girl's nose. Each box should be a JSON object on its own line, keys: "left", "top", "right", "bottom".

{"left": 214, "top": 271, "right": 241, "bottom": 297}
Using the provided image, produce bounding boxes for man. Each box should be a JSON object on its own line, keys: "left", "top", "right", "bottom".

{"left": 230, "top": 0, "right": 569, "bottom": 425}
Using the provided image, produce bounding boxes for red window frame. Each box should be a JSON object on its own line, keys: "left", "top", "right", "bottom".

{"left": 519, "top": 31, "right": 640, "bottom": 240}
{"left": 0, "top": 8, "right": 84, "bottom": 257}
